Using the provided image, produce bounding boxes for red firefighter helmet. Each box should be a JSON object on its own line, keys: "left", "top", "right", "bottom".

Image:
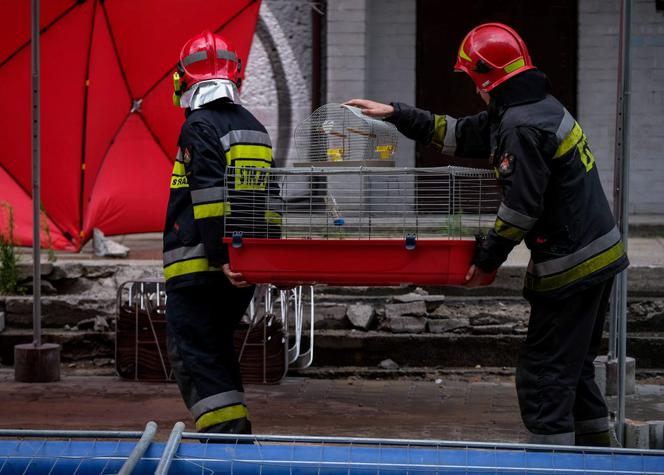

{"left": 454, "top": 23, "right": 535, "bottom": 92}
{"left": 173, "top": 31, "right": 242, "bottom": 106}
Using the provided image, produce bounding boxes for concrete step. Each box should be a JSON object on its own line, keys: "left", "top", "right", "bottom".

{"left": 2, "top": 327, "right": 662, "bottom": 372}
{"left": 0, "top": 329, "right": 114, "bottom": 365}
{"left": 317, "top": 263, "right": 664, "bottom": 297}
{"left": 2, "top": 296, "right": 116, "bottom": 328}
{"left": 310, "top": 330, "right": 664, "bottom": 369}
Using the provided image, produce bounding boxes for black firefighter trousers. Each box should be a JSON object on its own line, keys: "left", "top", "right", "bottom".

{"left": 166, "top": 279, "right": 255, "bottom": 434}
{"left": 517, "top": 278, "right": 614, "bottom": 446}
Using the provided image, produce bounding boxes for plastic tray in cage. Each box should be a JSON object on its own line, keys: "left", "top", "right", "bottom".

{"left": 224, "top": 237, "right": 495, "bottom": 286}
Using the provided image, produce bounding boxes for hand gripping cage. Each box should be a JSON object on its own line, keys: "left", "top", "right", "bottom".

{"left": 294, "top": 103, "right": 399, "bottom": 165}
{"left": 223, "top": 165, "right": 500, "bottom": 286}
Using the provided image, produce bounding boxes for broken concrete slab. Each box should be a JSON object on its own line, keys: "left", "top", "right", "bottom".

{"left": 385, "top": 301, "right": 427, "bottom": 319}
{"left": 428, "top": 318, "right": 470, "bottom": 334}
{"left": 379, "top": 316, "right": 427, "bottom": 334}
{"left": 347, "top": 303, "right": 375, "bottom": 330}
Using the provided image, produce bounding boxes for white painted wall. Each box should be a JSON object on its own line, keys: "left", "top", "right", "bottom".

{"left": 578, "top": 0, "right": 664, "bottom": 214}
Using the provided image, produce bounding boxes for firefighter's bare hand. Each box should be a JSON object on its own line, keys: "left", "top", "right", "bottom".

{"left": 464, "top": 264, "right": 496, "bottom": 287}
{"left": 222, "top": 264, "right": 250, "bottom": 288}
{"left": 343, "top": 99, "right": 394, "bottom": 119}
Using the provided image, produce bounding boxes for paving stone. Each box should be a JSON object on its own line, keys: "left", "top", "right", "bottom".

{"left": 379, "top": 316, "right": 426, "bottom": 334}
{"left": 385, "top": 301, "right": 427, "bottom": 319}
{"left": 428, "top": 318, "right": 470, "bottom": 333}
{"left": 312, "top": 304, "right": 349, "bottom": 330}
{"left": 347, "top": 303, "right": 375, "bottom": 330}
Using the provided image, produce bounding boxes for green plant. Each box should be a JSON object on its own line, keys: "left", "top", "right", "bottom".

{"left": 440, "top": 210, "right": 476, "bottom": 237}
{"left": 40, "top": 202, "right": 57, "bottom": 263}
{"left": 0, "top": 202, "right": 24, "bottom": 295}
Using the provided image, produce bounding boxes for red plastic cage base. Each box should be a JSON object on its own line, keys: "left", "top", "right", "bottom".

{"left": 224, "top": 238, "right": 495, "bottom": 286}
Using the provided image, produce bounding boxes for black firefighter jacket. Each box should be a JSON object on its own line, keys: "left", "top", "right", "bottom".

{"left": 162, "top": 100, "right": 280, "bottom": 291}
{"left": 387, "top": 70, "right": 628, "bottom": 299}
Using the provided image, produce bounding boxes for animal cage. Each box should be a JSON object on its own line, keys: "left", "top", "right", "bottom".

{"left": 294, "top": 103, "right": 399, "bottom": 166}
{"left": 223, "top": 165, "right": 500, "bottom": 286}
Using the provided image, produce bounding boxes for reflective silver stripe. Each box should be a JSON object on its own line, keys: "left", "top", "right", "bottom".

{"left": 182, "top": 51, "right": 208, "bottom": 67}
{"left": 191, "top": 186, "right": 226, "bottom": 204}
{"left": 442, "top": 115, "right": 457, "bottom": 155}
{"left": 190, "top": 390, "right": 246, "bottom": 420}
{"left": 175, "top": 148, "right": 183, "bottom": 163}
{"left": 163, "top": 244, "right": 206, "bottom": 266}
{"left": 575, "top": 416, "right": 609, "bottom": 435}
{"left": 528, "top": 226, "right": 621, "bottom": 277}
{"left": 220, "top": 130, "right": 272, "bottom": 151}
{"left": 555, "top": 109, "right": 575, "bottom": 144}
{"left": 217, "top": 50, "right": 238, "bottom": 62}
{"left": 497, "top": 203, "right": 537, "bottom": 231}
{"left": 527, "top": 431, "right": 575, "bottom": 446}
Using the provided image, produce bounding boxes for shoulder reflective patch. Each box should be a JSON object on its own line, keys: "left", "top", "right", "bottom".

{"left": 220, "top": 130, "right": 272, "bottom": 152}
{"left": 498, "top": 153, "right": 515, "bottom": 176}
{"left": 227, "top": 144, "right": 272, "bottom": 163}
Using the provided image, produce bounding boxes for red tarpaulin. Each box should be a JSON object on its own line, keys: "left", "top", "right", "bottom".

{"left": 0, "top": 0, "right": 261, "bottom": 251}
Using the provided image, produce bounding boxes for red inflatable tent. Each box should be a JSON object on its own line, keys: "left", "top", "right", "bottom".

{"left": 0, "top": 0, "right": 261, "bottom": 251}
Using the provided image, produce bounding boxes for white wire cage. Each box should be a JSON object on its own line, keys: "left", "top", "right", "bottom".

{"left": 223, "top": 165, "right": 500, "bottom": 286}
{"left": 294, "top": 103, "right": 399, "bottom": 165}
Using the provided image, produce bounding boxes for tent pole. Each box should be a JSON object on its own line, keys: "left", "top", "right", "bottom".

{"left": 611, "top": 0, "right": 632, "bottom": 445}
{"left": 31, "top": 0, "right": 42, "bottom": 348}
{"left": 13, "top": 0, "right": 61, "bottom": 383}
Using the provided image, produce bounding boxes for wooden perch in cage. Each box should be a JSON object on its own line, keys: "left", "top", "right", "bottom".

{"left": 347, "top": 127, "right": 376, "bottom": 138}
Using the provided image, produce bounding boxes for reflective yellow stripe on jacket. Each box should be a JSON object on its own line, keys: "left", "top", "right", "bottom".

{"left": 163, "top": 244, "right": 221, "bottom": 281}
{"left": 525, "top": 226, "right": 626, "bottom": 292}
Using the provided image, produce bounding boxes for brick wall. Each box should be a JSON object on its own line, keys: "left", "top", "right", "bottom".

{"left": 579, "top": 0, "right": 664, "bottom": 214}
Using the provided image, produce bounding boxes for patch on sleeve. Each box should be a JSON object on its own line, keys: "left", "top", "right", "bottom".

{"left": 498, "top": 152, "right": 516, "bottom": 176}
{"left": 183, "top": 146, "right": 192, "bottom": 165}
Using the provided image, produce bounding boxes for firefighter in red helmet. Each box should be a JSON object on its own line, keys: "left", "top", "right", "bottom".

{"left": 163, "top": 31, "right": 280, "bottom": 435}
{"left": 346, "top": 23, "right": 628, "bottom": 446}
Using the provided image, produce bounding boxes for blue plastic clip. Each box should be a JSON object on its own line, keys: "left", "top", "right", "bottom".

{"left": 405, "top": 233, "right": 416, "bottom": 250}
{"left": 232, "top": 231, "right": 244, "bottom": 249}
